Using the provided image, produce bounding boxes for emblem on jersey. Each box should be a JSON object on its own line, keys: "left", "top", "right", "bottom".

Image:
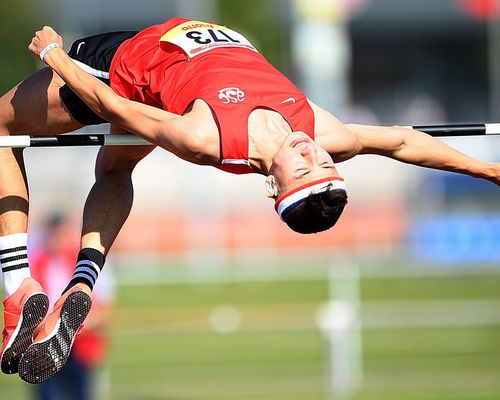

{"left": 218, "top": 87, "right": 245, "bottom": 104}
{"left": 160, "top": 20, "right": 257, "bottom": 58}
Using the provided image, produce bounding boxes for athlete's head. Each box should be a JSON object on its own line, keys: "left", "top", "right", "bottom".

{"left": 266, "top": 132, "right": 348, "bottom": 234}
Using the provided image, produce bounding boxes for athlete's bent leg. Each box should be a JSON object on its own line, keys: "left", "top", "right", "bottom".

{"left": 0, "top": 68, "right": 81, "bottom": 234}
{"left": 81, "top": 139, "right": 156, "bottom": 255}
{"left": 0, "top": 68, "right": 83, "bottom": 375}
{"left": 19, "top": 129, "right": 155, "bottom": 384}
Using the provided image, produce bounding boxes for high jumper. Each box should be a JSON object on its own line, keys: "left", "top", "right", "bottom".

{"left": 0, "top": 18, "right": 498, "bottom": 384}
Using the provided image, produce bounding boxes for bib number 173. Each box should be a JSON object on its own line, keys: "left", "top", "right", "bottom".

{"left": 187, "top": 29, "right": 240, "bottom": 45}
{"left": 160, "top": 20, "right": 257, "bottom": 57}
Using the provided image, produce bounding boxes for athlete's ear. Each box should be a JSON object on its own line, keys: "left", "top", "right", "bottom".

{"left": 265, "top": 175, "right": 278, "bottom": 199}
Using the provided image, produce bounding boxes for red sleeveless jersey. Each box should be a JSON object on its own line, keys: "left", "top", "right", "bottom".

{"left": 109, "top": 18, "right": 315, "bottom": 174}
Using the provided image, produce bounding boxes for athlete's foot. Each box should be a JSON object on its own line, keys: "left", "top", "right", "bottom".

{"left": 1, "top": 278, "right": 49, "bottom": 374}
{"left": 18, "top": 283, "right": 92, "bottom": 384}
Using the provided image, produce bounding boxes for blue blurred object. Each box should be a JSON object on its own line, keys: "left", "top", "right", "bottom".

{"left": 420, "top": 170, "right": 499, "bottom": 199}
{"left": 410, "top": 215, "right": 500, "bottom": 264}
{"left": 438, "top": 172, "right": 499, "bottom": 197}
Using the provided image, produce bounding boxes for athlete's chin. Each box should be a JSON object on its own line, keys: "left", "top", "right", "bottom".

{"left": 289, "top": 131, "right": 309, "bottom": 139}
{"left": 287, "top": 131, "right": 311, "bottom": 146}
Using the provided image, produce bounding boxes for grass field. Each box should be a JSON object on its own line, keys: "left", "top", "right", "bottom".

{"left": 1, "top": 270, "right": 500, "bottom": 399}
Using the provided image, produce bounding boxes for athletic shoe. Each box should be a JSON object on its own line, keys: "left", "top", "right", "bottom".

{"left": 18, "top": 283, "right": 92, "bottom": 384}
{"left": 1, "top": 277, "right": 49, "bottom": 374}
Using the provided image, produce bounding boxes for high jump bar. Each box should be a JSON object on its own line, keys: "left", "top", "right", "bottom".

{"left": 0, "top": 134, "right": 151, "bottom": 148}
{"left": 1, "top": 123, "right": 500, "bottom": 148}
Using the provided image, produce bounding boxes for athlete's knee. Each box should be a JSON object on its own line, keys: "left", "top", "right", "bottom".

{"left": 95, "top": 151, "right": 133, "bottom": 179}
{"left": 94, "top": 145, "right": 152, "bottom": 178}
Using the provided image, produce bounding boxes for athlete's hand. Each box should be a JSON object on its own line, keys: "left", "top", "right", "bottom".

{"left": 485, "top": 161, "right": 500, "bottom": 186}
{"left": 28, "top": 26, "right": 63, "bottom": 63}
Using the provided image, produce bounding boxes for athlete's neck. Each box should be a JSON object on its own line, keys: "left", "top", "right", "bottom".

{"left": 248, "top": 108, "right": 292, "bottom": 174}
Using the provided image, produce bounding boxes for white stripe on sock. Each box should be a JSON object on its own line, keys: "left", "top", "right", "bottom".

{"left": 0, "top": 233, "right": 28, "bottom": 248}
{"left": 76, "top": 259, "right": 100, "bottom": 272}
{"left": 0, "top": 234, "right": 30, "bottom": 297}
{"left": 0, "top": 249, "right": 28, "bottom": 259}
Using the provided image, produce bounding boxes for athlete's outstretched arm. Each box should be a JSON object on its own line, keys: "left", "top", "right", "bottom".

{"left": 345, "top": 123, "right": 500, "bottom": 185}
{"left": 310, "top": 101, "right": 499, "bottom": 185}
{"left": 28, "top": 26, "right": 196, "bottom": 156}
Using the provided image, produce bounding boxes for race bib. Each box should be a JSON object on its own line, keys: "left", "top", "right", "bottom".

{"left": 160, "top": 20, "right": 257, "bottom": 58}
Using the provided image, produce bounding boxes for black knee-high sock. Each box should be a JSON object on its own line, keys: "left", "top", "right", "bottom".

{"left": 63, "top": 248, "right": 105, "bottom": 294}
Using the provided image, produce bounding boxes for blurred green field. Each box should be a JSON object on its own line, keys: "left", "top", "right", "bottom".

{"left": 1, "top": 272, "right": 500, "bottom": 399}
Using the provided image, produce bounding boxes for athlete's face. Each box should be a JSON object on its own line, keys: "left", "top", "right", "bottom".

{"left": 266, "top": 132, "right": 340, "bottom": 197}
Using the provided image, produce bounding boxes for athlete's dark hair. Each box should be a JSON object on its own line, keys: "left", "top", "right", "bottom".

{"left": 281, "top": 189, "right": 348, "bottom": 234}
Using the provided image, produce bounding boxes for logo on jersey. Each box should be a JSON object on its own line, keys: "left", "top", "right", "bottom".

{"left": 218, "top": 87, "right": 245, "bottom": 104}
{"left": 280, "top": 97, "right": 296, "bottom": 104}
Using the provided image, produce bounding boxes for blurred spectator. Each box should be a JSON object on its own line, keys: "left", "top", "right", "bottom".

{"left": 29, "top": 212, "right": 115, "bottom": 400}
{"left": 399, "top": 94, "right": 448, "bottom": 126}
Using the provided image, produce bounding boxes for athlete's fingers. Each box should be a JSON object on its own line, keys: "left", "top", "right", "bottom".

{"left": 28, "top": 26, "right": 63, "bottom": 60}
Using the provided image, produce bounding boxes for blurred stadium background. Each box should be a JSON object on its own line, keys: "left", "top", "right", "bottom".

{"left": 1, "top": 0, "right": 499, "bottom": 399}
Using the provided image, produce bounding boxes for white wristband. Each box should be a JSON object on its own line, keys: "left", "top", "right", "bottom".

{"left": 39, "top": 42, "right": 60, "bottom": 61}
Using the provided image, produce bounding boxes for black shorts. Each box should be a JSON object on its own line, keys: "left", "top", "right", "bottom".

{"left": 60, "top": 31, "right": 138, "bottom": 126}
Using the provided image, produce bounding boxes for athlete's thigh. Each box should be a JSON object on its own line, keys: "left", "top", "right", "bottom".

{"left": 0, "top": 67, "right": 83, "bottom": 136}
{"left": 94, "top": 125, "right": 156, "bottom": 176}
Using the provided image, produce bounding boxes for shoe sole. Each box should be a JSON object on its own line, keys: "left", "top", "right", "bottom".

{"left": 1, "top": 292, "right": 49, "bottom": 374}
{"left": 18, "top": 290, "right": 91, "bottom": 384}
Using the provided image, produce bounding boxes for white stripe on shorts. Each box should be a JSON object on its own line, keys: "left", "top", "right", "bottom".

{"left": 70, "top": 58, "right": 110, "bottom": 79}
